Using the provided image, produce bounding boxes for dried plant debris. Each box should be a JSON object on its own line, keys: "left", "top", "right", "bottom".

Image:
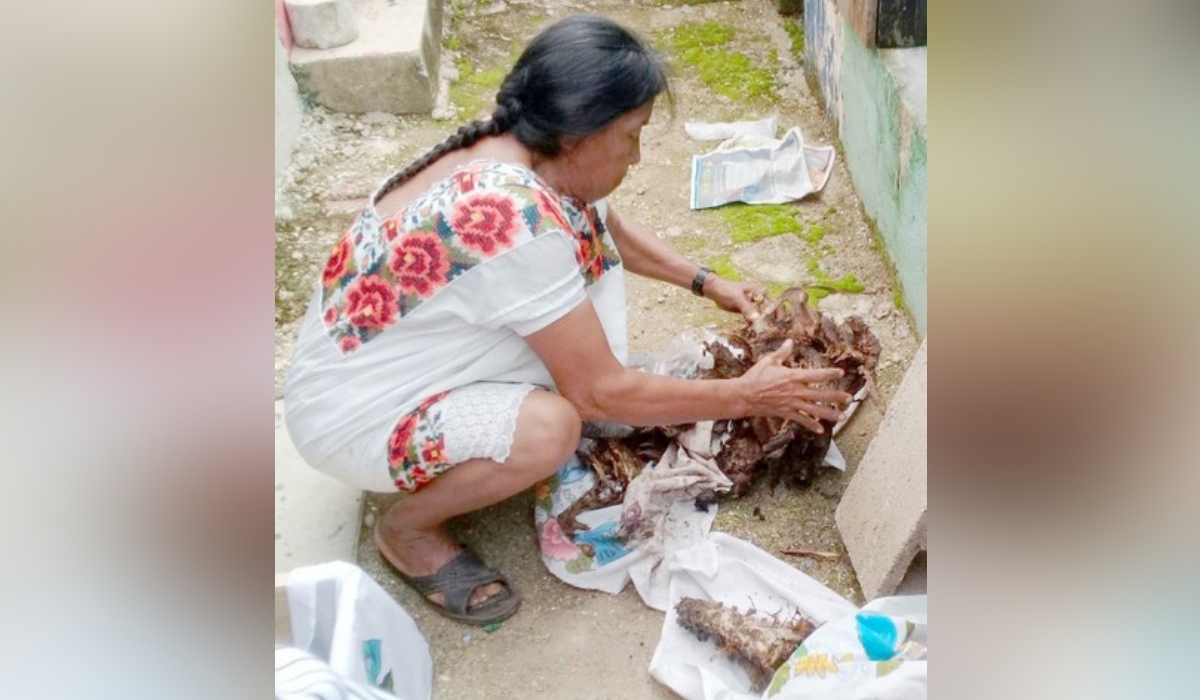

{"left": 675, "top": 597, "right": 817, "bottom": 692}
{"left": 561, "top": 287, "right": 880, "bottom": 528}
{"left": 559, "top": 437, "right": 648, "bottom": 536}
{"left": 701, "top": 286, "right": 880, "bottom": 494}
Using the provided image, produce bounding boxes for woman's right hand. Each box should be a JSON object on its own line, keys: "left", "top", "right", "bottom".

{"left": 738, "top": 339, "right": 852, "bottom": 433}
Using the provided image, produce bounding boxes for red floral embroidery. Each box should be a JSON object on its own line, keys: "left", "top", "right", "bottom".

{"left": 322, "top": 234, "right": 352, "bottom": 287}
{"left": 450, "top": 192, "right": 520, "bottom": 255}
{"left": 389, "top": 233, "right": 450, "bottom": 298}
{"left": 388, "top": 414, "right": 418, "bottom": 465}
{"left": 338, "top": 335, "right": 360, "bottom": 353}
{"left": 420, "top": 437, "right": 445, "bottom": 464}
{"left": 383, "top": 219, "right": 400, "bottom": 242}
{"left": 409, "top": 464, "right": 431, "bottom": 487}
{"left": 574, "top": 231, "right": 596, "bottom": 269}
{"left": 344, "top": 275, "right": 398, "bottom": 330}
{"left": 536, "top": 190, "right": 571, "bottom": 231}
{"left": 587, "top": 249, "right": 605, "bottom": 280}
{"left": 419, "top": 391, "right": 449, "bottom": 411}
{"left": 323, "top": 305, "right": 339, "bottom": 326}
{"left": 571, "top": 227, "right": 606, "bottom": 280}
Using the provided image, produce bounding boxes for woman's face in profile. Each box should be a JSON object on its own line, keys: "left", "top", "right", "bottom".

{"left": 559, "top": 103, "right": 653, "bottom": 203}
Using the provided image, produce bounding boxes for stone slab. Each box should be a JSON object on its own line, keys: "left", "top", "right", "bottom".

{"left": 285, "top": 0, "right": 359, "bottom": 50}
{"left": 836, "top": 338, "right": 927, "bottom": 600}
{"left": 288, "top": 0, "right": 443, "bottom": 114}
{"left": 275, "top": 400, "right": 364, "bottom": 572}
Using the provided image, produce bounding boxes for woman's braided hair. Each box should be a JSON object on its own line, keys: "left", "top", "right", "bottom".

{"left": 376, "top": 14, "right": 670, "bottom": 200}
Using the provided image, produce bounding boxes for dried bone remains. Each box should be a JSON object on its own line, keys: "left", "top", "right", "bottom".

{"left": 565, "top": 287, "right": 880, "bottom": 529}
{"left": 702, "top": 286, "right": 880, "bottom": 494}
{"left": 675, "top": 596, "right": 817, "bottom": 692}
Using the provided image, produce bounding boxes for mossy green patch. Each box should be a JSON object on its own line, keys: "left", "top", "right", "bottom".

{"left": 715, "top": 203, "right": 802, "bottom": 244}
{"left": 783, "top": 19, "right": 804, "bottom": 62}
{"left": 803, "top": 258, "right": 864, "bottom": 305}
{"left": 802, "top": 223, "right": 827, "bottom": 245}
{"left": 450, "top": 57, "right": 509, "bottom": 119}
{"left": 655, "top": 22, "right": 778, "bottom": 103}
{"left": 707, "top": 255, "right": 743, "bottom": 281}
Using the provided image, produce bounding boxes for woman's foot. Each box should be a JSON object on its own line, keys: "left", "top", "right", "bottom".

{"left": 374, "top": 505, "right": 509, "bottom": 613}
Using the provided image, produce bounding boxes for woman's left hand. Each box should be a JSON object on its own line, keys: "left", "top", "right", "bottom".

{"left": 705, "top": 277, "right": 766, "bottom": 322}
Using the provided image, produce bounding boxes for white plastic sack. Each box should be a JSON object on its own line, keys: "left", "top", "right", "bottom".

{"left": 282, "top": 561, "right": 433, "bottom": 700}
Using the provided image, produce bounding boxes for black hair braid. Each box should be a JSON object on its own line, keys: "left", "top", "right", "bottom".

{"left": 375, "top": 118, "right": 506, "bottom": 200}
{"left": 492, "top": 64, "right": 527, "bottom": 132}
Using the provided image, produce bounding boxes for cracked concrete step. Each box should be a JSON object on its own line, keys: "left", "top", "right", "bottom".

{"left": 288, "top": 0, "right": 444, "bottom": 114}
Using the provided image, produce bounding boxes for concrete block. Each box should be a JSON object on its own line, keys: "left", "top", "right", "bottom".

{"left": 289, "top": 0, "right": 444, "bottom": 114}
{"left": 836, "top": 338, "right": 926, "bottom": 600}
{"left": 285, "top": 0, "right": 359, "bottom": 50}
{"left": 276, "top": 400, "right": 364, "bottom": 572}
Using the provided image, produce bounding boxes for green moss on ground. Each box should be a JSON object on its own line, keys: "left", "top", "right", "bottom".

{"left": 765, "top": 281, "right": 789, "bottom": 298}
{"left": 655, "top": 21, "right": 778, "bottom": 103}
{"left": 802, "top": 223, "right": 827, "bottom": 245}
{"left": 450, "top": 58, "right": 509, "bottom": 119}
{"left": 707, "top": 255, "right": 743, "bottom": 281}
{"left": 804, "top": 258, "right": 864, "bottom": 305}
{"left": 783, "top": 19, "right": 804, "bottom": 62}
{"left": 715, "top": 203, "right": 802, "bottom": 243}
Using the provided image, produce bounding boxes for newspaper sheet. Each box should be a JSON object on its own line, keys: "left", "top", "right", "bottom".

{"left": 689, "top": 127, "right": 835, "bottom": 210}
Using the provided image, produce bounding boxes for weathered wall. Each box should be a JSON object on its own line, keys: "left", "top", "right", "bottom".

{"left": 275, "top": 18, "right": 303, "bottom": 191}
{"left": 806, "top": 0, "right": 927, "bottom": 335}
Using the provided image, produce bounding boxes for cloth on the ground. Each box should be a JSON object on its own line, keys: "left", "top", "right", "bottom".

{"left": 759, "top": 595, "right": 927, "bottom": 700}
{"left": 649, "top": 533, "right": 927, "bottom": 700}
{"left": 534, "top": 420, "right": 849, "bottom": 610}
{"left": 283, "top": 561, "right": 432, "bottom": 700}
{"left": 621, "top": 420, "right": 732, "bottom": 558}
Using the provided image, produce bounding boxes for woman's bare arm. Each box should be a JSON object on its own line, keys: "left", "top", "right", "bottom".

{"left": 524, "top": 300, "right": 849, "bottom": 432}
{"left": 605, "top": 205, "right": 766, "bottom": 321}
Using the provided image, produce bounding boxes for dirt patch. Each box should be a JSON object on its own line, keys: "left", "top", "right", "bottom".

{"left": 275, "top": 0, "right": 920, "bottom": 697}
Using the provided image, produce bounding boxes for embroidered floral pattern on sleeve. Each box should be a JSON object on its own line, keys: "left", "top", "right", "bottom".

{"left": 561, "top": 197, "right": 622, "bottom": 286}
{"left": 387, "top": 391, "right": 451, "bottom": 492}
{"left": 319, "top": 162, "right": 587, "bottom": 354}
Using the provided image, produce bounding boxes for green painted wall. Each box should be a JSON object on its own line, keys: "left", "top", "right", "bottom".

{"left": 839, "top": 28, "right": 927, "bottom": 335}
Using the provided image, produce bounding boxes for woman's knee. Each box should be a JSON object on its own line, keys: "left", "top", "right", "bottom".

{"left": 511, "top": 390, "right": 581, "bottom": 473}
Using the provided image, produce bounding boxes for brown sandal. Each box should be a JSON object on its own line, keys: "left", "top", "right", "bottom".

{"left": 383, "top": 547, "right": 521, "bottom": 625}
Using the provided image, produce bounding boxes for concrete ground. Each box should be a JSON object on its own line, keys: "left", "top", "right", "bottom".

{"left": 274, "top": 1, "right": 924, "bottom": 697}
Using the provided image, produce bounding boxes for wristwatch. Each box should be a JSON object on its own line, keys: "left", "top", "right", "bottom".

{"left": 691, "top": 266, "right": 712, "bottom": 297}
